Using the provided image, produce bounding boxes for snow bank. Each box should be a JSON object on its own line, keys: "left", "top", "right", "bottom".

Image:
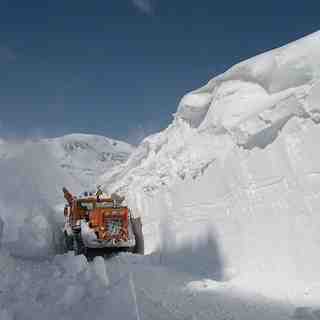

{"left": 101, "top": 31, "right": 320, "bottom": 302}
{"left": 177, "top": 31, "right": 320, "bottom": 148}
{"left": 164, "top": 118, "right": 320, "bottom": 292}
{"left": 157, "top": 221, "right": 225, "bottom": 280}
{"left": 0, "top": 142, "right": 79, "bottom": 257}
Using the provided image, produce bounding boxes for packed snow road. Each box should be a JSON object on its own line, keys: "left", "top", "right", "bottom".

{"left": 0, "top": 249, "right": 301, "bottom": 320}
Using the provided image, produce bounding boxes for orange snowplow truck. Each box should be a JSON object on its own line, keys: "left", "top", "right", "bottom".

{"left": 62, "top": 187, "right": 144, "bottom": 257}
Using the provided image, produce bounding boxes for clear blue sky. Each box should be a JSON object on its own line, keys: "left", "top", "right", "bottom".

{"left": 0, "top": 0, "right": 319, "bottom": 144}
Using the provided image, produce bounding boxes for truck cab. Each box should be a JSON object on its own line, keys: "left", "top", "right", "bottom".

{"left": 63, "top": 187, "right": 144, "bottom": 257}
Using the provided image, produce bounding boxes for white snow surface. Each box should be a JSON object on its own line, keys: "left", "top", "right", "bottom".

{"left": 2, "top": 32, "right": 320, "bottom": 319}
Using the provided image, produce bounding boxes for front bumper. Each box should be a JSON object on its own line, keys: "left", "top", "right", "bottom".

{"left": 80, "top": 220, "right": 135, "bottom": 249}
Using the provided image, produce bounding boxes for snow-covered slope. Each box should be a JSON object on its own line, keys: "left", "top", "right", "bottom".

{"left": 1, "top": 32, "right": 320, "bottom": 320}
{"left": 0, "top": 134, "right": 133, "bottom": 188}
{"left": 45, "top": 134, "right": 133, "bottom": 186}
{"left": 101, "top": 31, "right": 320, "bottom": 300}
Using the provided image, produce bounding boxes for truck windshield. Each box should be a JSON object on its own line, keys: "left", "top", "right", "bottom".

{"left": 96, "top": 202, "right": 113, "bottom": 208}
{"left": 78, "top": 202, "right": 93, "bottom": 210}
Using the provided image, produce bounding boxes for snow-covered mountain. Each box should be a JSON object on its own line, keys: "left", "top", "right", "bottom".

{"left": 1, "top": 32, "right": 320, "bottom": 320}
{"left": 0, "top": 134, "right": 134, "bottom": 190}
{"left": 43, "top": 133, "right": 134, "bottom": 188}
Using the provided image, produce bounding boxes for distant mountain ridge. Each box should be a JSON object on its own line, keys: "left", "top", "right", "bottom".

{"left": 0, "top": 133, "right": 134, "bottom": 191}
{"left": 43, "top": 134, "right": 134, "bottom": 188}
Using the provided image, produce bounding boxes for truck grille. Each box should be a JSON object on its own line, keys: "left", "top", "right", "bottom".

{"left": 103, "top": 210, "right": 129, "bottom": 241}
{"left": 106, "top": 218, "right": 122, "bottom": 236}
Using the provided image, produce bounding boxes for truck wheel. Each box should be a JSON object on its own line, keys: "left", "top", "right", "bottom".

{"left": 131, "top": 217, "right": 144, "bottom": 255}
{"left": 64, "top": 232, "right": 74, "bottom": 252}
{"left": 73, "top": 231, "right": 86, "bottom": 256}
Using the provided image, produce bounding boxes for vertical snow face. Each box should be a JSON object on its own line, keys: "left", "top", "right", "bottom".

{"left": 0, "top": 143, "right": 80, "bottom": 258}
{"left": 159, "top": 119, "right": 320, "bottom": 287}
{"left": 101, "top": 31, "right": 320, "bottom": 291}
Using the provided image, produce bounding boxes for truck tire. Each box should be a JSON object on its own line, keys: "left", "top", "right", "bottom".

{"left": 73, "top": 231, "right": 86, "bottom": 256}
{"left": 131, "top": 217, "right": 144, "bottom": 255}
{"left": 64, "top": 232, "right": 74, "bottom": 252}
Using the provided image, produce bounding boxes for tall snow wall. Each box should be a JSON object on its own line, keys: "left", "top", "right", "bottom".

{"left": 0, "top": 142, "right": 81, "bottom": 258}
{"left": 103, "top": 31, "right": 320, "bottom": 291}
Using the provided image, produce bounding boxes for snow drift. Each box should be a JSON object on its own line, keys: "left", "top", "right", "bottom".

{"left": 178, "top": 31, "right": 320, "bottom": 147}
